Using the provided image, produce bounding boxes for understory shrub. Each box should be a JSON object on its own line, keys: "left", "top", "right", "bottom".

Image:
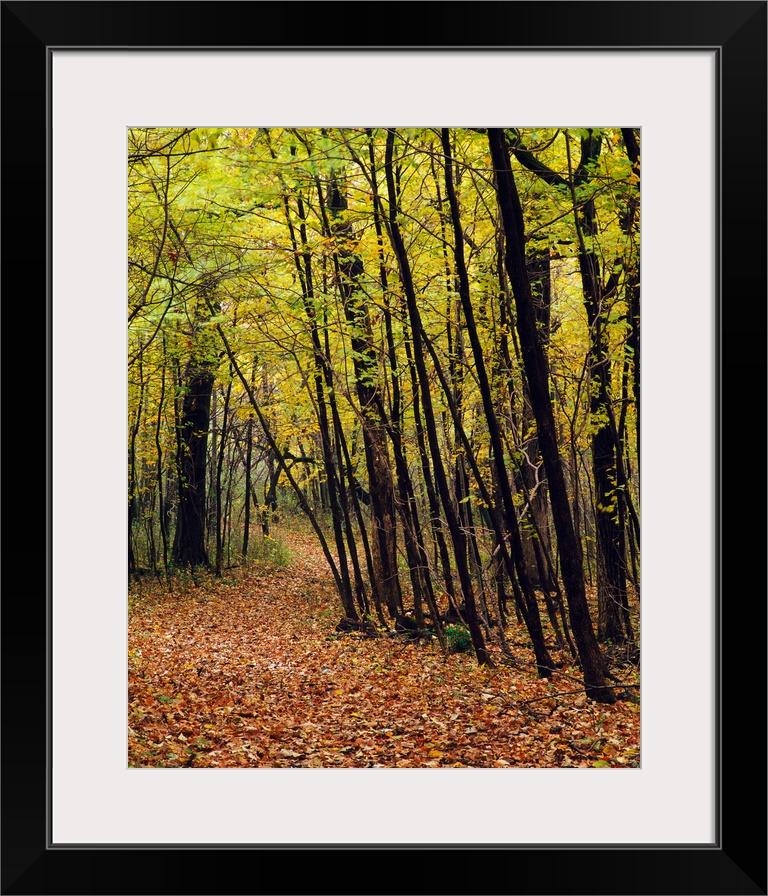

{"left": 445, "top": 624, "right": 472, "bottom": 654}
{"left": 250, "top": 534, "right": 293, "bottom": 567}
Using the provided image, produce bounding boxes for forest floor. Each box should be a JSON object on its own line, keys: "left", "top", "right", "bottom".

{"left": 128, "top": 523, "right": 640, "bottom": 769}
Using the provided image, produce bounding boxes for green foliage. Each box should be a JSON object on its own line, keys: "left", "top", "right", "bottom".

{"left": 127, "top": 125, "right": 640, "bottom": 636}
{"left": 445, "top": 624, "right": 472, "bottom": 654}
{"left": 248, "top": 534, "right": 293, "bottom": 568}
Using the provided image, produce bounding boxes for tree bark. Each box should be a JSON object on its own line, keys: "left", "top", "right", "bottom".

{"left": 242, "top": 415, "right": 253, "bottom": 558}
{"left": 564, "top": 131, "right": 630, "bottom": 645}
{"left": 385, "top": 129, "right": 492, "bottom": 667}
{"left": 441, "top": 129, "right": 554, "bottom": 676}
{"left": 621, "top": 127, "right": 641, "bottom": 478}
{"left": 154, "top": 340, "right": 170, "bottom": 571}
{"left": 285, "top": 177, "right": 357, "bottom": 618}
{"left": 214, "top": 375, "right": 233, "bottom": 577}
{"left": 322, "top": 173, "right": 403, "bottom": 618}
{"left": 172, "top": 358, "right": 214, "bottom": 569}
{"left": 488, "top": 128, "right": 614, "bottom": 702}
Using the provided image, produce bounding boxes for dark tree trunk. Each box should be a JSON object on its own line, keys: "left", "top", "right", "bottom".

{"left": 496, "top": 238, "right": 569, "bottom": 647}
{"left": 488, "top": 128, "right": 614, "bottom": 702}
{"left": 322, "top": 318, "right": 371, "bottom": 619}
{"left": 332, "top": 417, "right": 380, "bottom": 623}
{"left": 376, "top": 214, "right": 441, "bottom": 635}
{"left": 214, "top": 376, "right": 233, "bottom": 577}
{"left": 322, "top": 173, "right": 403, "bottom": 619}
{"left": 128, "top": 500, "right": 136, "bottom": 575}
{"left": 264, "top": 133, "right": 357, "bottom": 618}
{"left": 385, "top": 129, "right": 492, "bottom": 667}
{"left": 519, "top": 250, "right": 554, "bottom": 589}
{"left": 363, "top": 134, "right": 443, "bottom": 633}
{"left": 242, "top": 415, "right": 253, "bottom": 559}
{"left": 621, "top": 127, "right": 641, "bottom": 476}
{"left": 284, "top": 176, "right": 357, "bottom": 619}
{"left": 172, "top": 359, "right": 214, "bottom": 569}
{"left": 441, "top": 129, "right": 554, "bottom": 676}
{"left": 403, "top": 317, "right": 457, "bottom": 609}
{"left": 129, "top": 354, "right": 147, "bottom": 573}
{"left": 154, "top": 343, "right": 170, "bottom": 572}
{"left": 262, "top": 450, "right": 281, "bottom": 536}
{"left": 566, "top": 131, "right": 630, "bottom": 645}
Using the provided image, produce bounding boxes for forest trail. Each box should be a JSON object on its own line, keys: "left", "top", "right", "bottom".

{"left": 128, "top": 525, "right": 640, "bottom": 769}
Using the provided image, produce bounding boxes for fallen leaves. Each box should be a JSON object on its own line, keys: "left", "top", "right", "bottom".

{"left": 128, "top": 527, "right": 640, "bottom": 769}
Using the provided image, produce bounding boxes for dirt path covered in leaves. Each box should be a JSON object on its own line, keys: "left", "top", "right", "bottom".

{"left": 128, "top": 527, "right": 640, "bottom": 768}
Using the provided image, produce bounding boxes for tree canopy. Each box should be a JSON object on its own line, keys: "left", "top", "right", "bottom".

{"left": 128, "top": 126, "right": 640, "bottom": 710}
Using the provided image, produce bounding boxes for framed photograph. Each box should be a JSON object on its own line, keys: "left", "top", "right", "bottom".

{"left": 2, "top": 2, "right": 765, "bottom": 894}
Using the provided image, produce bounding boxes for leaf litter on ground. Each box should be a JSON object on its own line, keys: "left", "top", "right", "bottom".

{"left": 128, "top": 527, "right": 640, "bottom": 769}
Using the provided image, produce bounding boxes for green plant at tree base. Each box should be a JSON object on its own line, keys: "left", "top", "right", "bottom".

{"left": 445, "top": 624, "right": 472, "bottom": 654}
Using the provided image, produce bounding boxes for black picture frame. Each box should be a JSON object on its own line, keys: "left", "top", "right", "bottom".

{"left": 2, "top": 2, "right": 765, "bottom": 894}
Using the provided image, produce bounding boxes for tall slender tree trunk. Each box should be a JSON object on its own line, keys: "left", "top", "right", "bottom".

{"left": 441, "top": 130, "right": 554, "bottom": 676}
{"left": 564, "top": 132, "right": 630, "bottom": 645}
{"left": 321, "top": 173, "right": 403, "bottom": 619}
{"left": 172, "top": 358, "right": 214, "bottom": 569}
{"left": 283, "top": 175, "right": 357, "bottom": 618}
{"left": 242, "top": 415, "right": 253, "bottom": 559}
{"left": 154, "top": 339, "right": 170, "bottom": 571}
{"left": 385, "top": 129, "right": 492, "bottom": 667}
{"left": 488, "top": 128, "right": 614, "bottom": 702}
{"left": 322, "top": 311, "right": 370, "bottom": 619}
{"left": 129, "top": 353, "right": 146, "bottom": 574}
{"left": 621, "top": 126, "right": 641, "bottom": 471}
{"left": 403, "top": 319, "right": 457, "bottom": 609}
{"left": 214, "top": 375, "right": 233, "bottom": 577}
{"left": 519, "top": 250, "right": 554, "bottom": 589}
{"left": 366, "top": 130, "right": 431, "bottom": 626}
